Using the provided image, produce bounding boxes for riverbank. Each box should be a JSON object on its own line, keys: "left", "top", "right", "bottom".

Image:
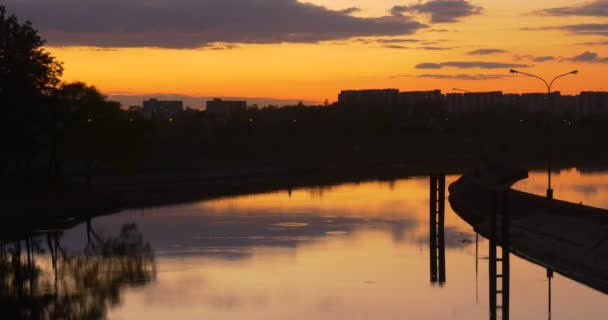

{"left": 3, "top": 154, "right": 608, "bottom": 243}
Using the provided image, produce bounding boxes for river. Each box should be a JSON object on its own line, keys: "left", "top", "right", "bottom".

{"left": 2, "top": 168, "right": 607, "bottom": 319}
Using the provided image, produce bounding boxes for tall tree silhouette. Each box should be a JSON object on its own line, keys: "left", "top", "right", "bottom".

{"left": 0, "top": 5, "right": 63, "bottom": 176}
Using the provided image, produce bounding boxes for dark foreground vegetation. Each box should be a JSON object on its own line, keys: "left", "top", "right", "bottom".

{"left": 2, "top": 5, "right": 608, "bottom": 219}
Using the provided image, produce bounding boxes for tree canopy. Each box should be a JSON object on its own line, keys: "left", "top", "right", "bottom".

{"left": 0, "top": 5, "right": 63, "bottom": 99}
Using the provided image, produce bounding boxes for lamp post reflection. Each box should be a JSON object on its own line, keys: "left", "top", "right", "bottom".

{"left": 488, "top": 189, "right": 510, "bottom": 320}
{"left": 547, "top": 268, "right": 554, "bottom": 320}
{"left": 429, "top": 173, "right": 446, "bottom": 286}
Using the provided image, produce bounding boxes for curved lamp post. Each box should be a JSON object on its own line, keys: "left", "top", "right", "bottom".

{"left": 509, "top": 69, "right": 578, "bottom": 200}
{"left": 509, "top": 69, "right": 578, "bottom": 94}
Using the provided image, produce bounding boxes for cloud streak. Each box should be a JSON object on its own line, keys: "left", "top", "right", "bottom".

{"left": 569, "top": 51, "right": 608, "bottom": 63}
{"left": 4, "top": 0, "right": 426, "bottom": 48}
{"left": 415, "top": 61, "right": 532, "bottom": 69}
{"left": 468, "top": 48, "right": 508, "bottom": 55}
{"left": 522, "top": 24, "right": 608, "bottom": 37}
{"left": 533, "top": 56, "right": 555, "bottom": 62}
{"left": 534, "top": 0, "right": 608, "bottom": 17}
{"left": 391, "top": 0, "right": 483, "bottom": 23}
{"left": 417, "top": 73, "right": 509, "bottom": 80}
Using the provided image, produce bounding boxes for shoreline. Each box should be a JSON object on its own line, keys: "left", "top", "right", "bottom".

{"left": 2, "top": 157, "right": 608, "bottom": 243}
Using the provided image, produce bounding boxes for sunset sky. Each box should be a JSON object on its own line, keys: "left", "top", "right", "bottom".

{"left": 5, "top": 0, "right": 608, "bottom": 104}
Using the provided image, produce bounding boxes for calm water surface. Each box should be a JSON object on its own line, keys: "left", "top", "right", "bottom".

{"left": 7, "top": 168, "right": 608, "bottom": 319}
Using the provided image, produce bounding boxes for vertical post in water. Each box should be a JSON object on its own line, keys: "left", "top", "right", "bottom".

{"left": 547, "top": 268, "right": 553, "bottom": 320}
{"left": 429, "top": 173, "right": 446, "bottom": 285}
{"left": 489, "top": 189, "right": 510, "bottom": 320}
{"left": 438, "top": 174, "right": 446, "bottom": 285}
{"left": 430, "top": 175, "right": 438, "bottom": 283}
{"left": 489, "top": 189, "right": 498, "bottom": 320}
{"left": 501, "top": 190, "right": 511, "bottom": 320}
{"left": 502, "top": 190, "right": 511, "bottom": 320}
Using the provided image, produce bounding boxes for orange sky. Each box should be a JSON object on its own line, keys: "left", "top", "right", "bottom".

{"left": 41, "top": 0, "right": 608, "bottom": 103}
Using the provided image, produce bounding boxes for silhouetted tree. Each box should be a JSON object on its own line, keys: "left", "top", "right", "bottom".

{"left": 55, "top": 82, "right": 138, "bottom": 184}
{"left": 0, "top": 5, "right": 63, "bottom": 176}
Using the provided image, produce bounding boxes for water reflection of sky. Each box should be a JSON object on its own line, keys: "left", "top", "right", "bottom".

{"left": 513, "top": 168, "right": 608, "bottom": 209}
{"left": 56, "top": 169, "right": 608, "bottom": 319}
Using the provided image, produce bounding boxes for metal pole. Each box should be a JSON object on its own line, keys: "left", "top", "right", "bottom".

{"left": 547, "top": 268, "right": 554, "bottom": 320}
{"left": 438, "top": 174, "right": 446, "bottom": 285}
{"left": 509, "top": 69, "right": 577, "bottom": 200}
{"left": 430, "top": 175, "right": 438, "bottom": 283}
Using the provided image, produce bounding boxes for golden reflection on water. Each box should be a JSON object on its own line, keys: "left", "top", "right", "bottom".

{"left": 91, "top": 170, "right": 608, "bottom": 319}
{"left": 513, "top": 168, "right": 608, "bottom": 209}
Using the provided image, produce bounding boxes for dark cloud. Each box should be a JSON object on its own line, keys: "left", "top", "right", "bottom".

{"left": 534, "top": 0, "right": 608, "bottom": 17}
{"left": 514, "top": 54, "right": 556, "bottom": 62}
{"left": 415, "top": 63, "right": 443, "bottom": 69}
{"left": 468, "top": 48, "right": 508, "bottom": 55}
{"left": 418, "top": 46, "right": 449, "bottom": 50}
{"left": 522, "top": 24, "right": 608, "bottom": 37}
{"left": 4, "top": 0, "right": 425, "bottom": 48}
{"left": 391, "top": 0, "right": 483, "bottom": 23}
{"left": 569, "top": 51, "right": 608, "bottom": 63}
{"left": 427, "top": 28, "right": 452, "bottom": 32}
{"left": 352, "top": 37, "right": 420, "bottom": 47}
{"left": 417, "top": 73, "right": 509, "bottom": 80}
{"left": 375, "top": 38, "right": 421, "bottom": 43}
{"left": 415, "top": 61, "right": 532, "bottom": 69}
{"left": 578, "top": 40, "right": 608, "bottom": 46}
{"left": 383, "top": 45, "right": 410, "bottom": 49}
{"left": 381, "top": 45, "right": 449, "bottom": 50}
{"left": 533, "top": 56, "right": 555, "bottom": 62}
{"left": 561, "top": 23, "right": 608, "bottom": 36}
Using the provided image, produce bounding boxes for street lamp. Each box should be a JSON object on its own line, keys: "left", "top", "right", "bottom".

{"left": 509, "top": 69, "right": 578, "bottom": 200}
{"left": 509, "top": 69, "right": 578, "bottom": 94}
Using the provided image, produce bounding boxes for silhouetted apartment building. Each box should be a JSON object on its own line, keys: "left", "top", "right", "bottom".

{"left": 338, "top": 88, "right": 608, "bottom": 116}
{"left": 517, "top": 93, "right": 551, "bottom": 113}
{"left": 399, "top": 90, "right": 443, "bottom": 114}
{"left": 206, "top": 98, "right": 247, "bottom": 115}
{"left": 142, "top": 99, "right": 184, "bottom": 120}
{"left": 554, "top": 95, "right": 578, "bottom": 114}
{"left": 338, "top": 89, "right": 399, "bottom": 107}
{"left": 447, "top": 91, "right": 502, "bottom": 113}
{"left": 579, "top": 92, "right": 608, "bottom": 115}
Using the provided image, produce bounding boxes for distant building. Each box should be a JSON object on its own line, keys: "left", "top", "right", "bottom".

{"left": 447, "top": 91, "right": 502, "bottom": 113}
{"left": 338, "top": 89, "right": 399, "bottom": 107}
{"left": 446, "top": 93, "right": 465, "bottom": 113}
{"left": 142, "top": 99, "right": 183, "bottom": 120}
{"left": 399, "top": 90, "right": 443, "bottom": 114}
{"left": 206, "top": 98, "right": 247, "bottom": 115}
{"left": 337, "top": 88, "right": 608, "bottom": 116}
{"left": 517, "top": 93, "right": 551, "bottom": 113}
{"left": 501, "top": 94, "right": 520, "bottom": 110}
{"left": 579, "top": 92, "right": 608, "bottom": 115}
